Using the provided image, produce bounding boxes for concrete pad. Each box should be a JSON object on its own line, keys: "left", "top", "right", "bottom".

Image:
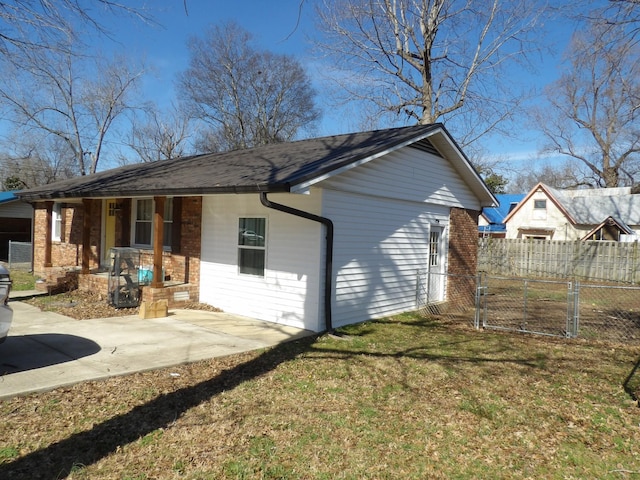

{"left": 0, "top": 301, "right": 314, "bottom": 400}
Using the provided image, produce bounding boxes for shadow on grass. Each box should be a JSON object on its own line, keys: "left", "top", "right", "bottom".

{"left": 2, "top": 320, "right": 556, "bottom": 479}
{"left": 0, "top": 336, "right": 318, "bottom": 480}
{"left": 623, "top": 354, "right": 640, "bottom": 402}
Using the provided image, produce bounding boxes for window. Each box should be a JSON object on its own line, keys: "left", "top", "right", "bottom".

{"left": 429, "top": 230, "right": 440, "bottom": 267}
{"left": 238, "top": 217, "right": 266, "bottom": 276}
{"left": 52, "top": 203, "right": 62, "bottom": 241}
{"left": 533, "top": 198, "right": 547, "bottom": 220}
{"left": 133, "top": 198, "right": 173, "bottom": 247}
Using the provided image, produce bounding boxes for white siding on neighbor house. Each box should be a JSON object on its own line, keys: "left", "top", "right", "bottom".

{"left": 506, "top": 191, "right": 578, "bottom": 240}
{"left": 0, "top": 201, "right": 33, "bottom": 219}
{"left": 322, "top": 188, "right": 450, "bottom": 328}
{"left": 199, "top": 192, "right": 325, "bottom": 332}
{"left": 318, "top": 146, "right": 482, "bottom": 210}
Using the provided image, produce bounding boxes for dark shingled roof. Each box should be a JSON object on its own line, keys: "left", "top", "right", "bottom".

{"left": 17, "top": 124, "right": 445, "bottom": 201}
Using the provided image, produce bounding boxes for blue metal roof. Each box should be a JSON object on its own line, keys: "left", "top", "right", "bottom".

{"left": 0, "top": 191, "right": 18, "bottom": 204}
{"left": 481, "top": 194, "right": 525, "bottom": 224}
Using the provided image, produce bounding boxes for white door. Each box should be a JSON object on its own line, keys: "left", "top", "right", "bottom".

{"left": 427, "top": 226, "right": 445, "bottom": 303}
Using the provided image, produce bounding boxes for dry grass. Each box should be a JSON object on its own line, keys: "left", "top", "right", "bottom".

{"left": 1, "top": 314, "right": 640, "bottom": 479}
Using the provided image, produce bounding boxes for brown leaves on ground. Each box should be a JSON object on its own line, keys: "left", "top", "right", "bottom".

{"left": 23, "top": 290, "right": 222, "bottom": 320}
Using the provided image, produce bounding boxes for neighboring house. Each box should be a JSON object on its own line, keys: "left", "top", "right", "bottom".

{"left": 503, "top": 183, "right": 640, "bottom": 241}
{"left": 17, "top": 124, "right": 496, "bottom": 332}
{"left": 0, "top": 191, "right": 33, "bottom": 260}
{"left": 478, "top": 194, "right": 525, "bottom": 238}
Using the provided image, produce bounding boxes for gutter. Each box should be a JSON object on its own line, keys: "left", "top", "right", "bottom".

{"left": 259, "top": 192, "right": 334, "bottom": 333}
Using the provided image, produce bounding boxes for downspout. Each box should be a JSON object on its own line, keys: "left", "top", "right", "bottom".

{"left": 259, "top": 192, "right": 334, "bottom": 333}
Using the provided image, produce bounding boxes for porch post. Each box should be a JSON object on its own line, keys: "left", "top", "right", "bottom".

{"left": 81, "top": 199, "right": 92, "bottom": 274}
{"left": 151, "top": 196, "right": 165, "bottom": 288}
{"left": 44, "top": 201, "right": 53, "bottom": 267}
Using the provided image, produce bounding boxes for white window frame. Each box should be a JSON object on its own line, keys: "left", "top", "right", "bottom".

{"left": 238, "top": 217, "right": 267, "bottom": 277}
{"left": 131, "top": 198, "right": 173, "bottom": 249}
{"left": 532, "top": 199, "right": 547, "bottom": 220}
{"left": 52, "top": 202, "right": 62, "bottom": 242}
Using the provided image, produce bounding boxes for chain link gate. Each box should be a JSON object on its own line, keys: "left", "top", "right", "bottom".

{"left": 475, "top": 273, "right": 640, "bottom": 342}
{"left": 476, "top": 273, "right": 577, "bottom": 338}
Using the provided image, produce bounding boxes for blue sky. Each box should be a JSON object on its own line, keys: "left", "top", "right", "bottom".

{"left": 106, "top": 1, "right": 329, "bottom": 124}
{"left": 77, "top": 1, "right": 587, "bottom": 180}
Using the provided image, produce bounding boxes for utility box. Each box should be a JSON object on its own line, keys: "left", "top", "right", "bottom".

{"left": 107, "top": 247, "right": 141, "bottom": 308}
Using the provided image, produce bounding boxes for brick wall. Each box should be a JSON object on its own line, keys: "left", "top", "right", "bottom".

{"left": 447, "top": 207, "right": 480, "bottom": 306}
{"left": 39, "top": 196, "right": 204, "bottom": 307}
{"left": 32, "top": 201, "right": 101, "bottom": 278}
{"left": 138, "top": 196, "right": 202, "bottom": 286}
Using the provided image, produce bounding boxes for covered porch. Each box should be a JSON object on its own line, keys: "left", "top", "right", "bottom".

{"left": 34, "top": 196, "right": 202, "bottom": 309}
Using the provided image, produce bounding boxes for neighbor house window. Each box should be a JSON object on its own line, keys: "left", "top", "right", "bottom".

{"left": 52, "top": 203, "right": 62, "bottom": 241}
{"left": 238, "top": 217, "right": 266, "bottom": 276}
{"left": 133, "top": 198, "right": 173, "bottom": 248}
{"left": 533, "top": 199, "right": 547, "bottom": 220}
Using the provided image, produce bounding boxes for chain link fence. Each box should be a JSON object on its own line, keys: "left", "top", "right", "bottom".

{"left": 416, "top": 271, "right": 640, "bottom": 344}
{"left": 416, "top": 270, "right": 478, "bottom": 324}
{"left": 8, "top": 241, "right": 32, "bottom": 271}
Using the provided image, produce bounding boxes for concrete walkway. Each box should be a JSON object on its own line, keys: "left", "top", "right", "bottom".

{"left": 0, "top": 300, "right": 314, "bottom": 400}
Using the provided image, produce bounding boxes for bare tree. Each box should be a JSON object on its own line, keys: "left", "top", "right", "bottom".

{"left": 508, "top": 161, "right": 592, "bottom": 193}
{"left": 0, "top": 0, "right": 153, "bottom": 59}
{"left": 121, "top": 105, "right": 192, "bottom": 163}
{"left": 178, "top": 22, "right": 320, "bottom": 152}
{"left": 314, "top": 0, "right": 547, "bottom": 145}
{"left": 534, "top": 22, "right": 640, "bottom": 188}
{"left": 0, "top": 45, "right": 146, "bottom": 175}
{"left": 0, "top": 130, "right": 80, "bottom": 188}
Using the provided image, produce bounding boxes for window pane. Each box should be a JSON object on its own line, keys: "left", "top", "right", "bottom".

{"left": 238, "top": 249, "right": 265, "bottom": 276}
{"left": 164, "top": 197, "right": 173, "bottom": 221}
{"left": 53, "top": 203, "right": 62, "bottom": 240}
{"left": 163, "top": 222, "right": 172, "bottom": 247}
{"left": 429, "top": 231, "right": 439, "bottom": 266}
{"left": 534, "top": 199, "right": 546, "bottom": 209}
{"left": 135, "top": 222, "right": 152, "bottom": 245}
{"left": 239, "top": 218, "right": 265, "bottom": 247}
{"left": 137, "top": 199, "right": 153, "bottom": 220}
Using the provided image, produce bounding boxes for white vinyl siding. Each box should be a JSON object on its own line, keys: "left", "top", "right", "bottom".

{"left": 199, "top": 193, "right": 324, "bottom": 331}
{"left": 0, "top": 201, "right": 33, "bottom": 219}
{"left": 199, "top": 141, "right": 482, "bottom": 331}
{"left": 323, "top": 188, "right": 449, "bottom": 328}
{"left": 319, "top": 146, "right": 481, "bottom": 209}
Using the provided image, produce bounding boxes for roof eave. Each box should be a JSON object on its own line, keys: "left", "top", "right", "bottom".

{"left": 17, "top": 183, "right": 291, "bottom": 202}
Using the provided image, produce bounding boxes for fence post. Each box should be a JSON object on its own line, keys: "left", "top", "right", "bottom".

{"left": 523, "top": 279, "right": 528, "bottom": 329}
{"left": 474, "top": 271, "right": 485, "bottom": 329}
{"left": 566, "top": 281, "right": 580, "bottom": 338}
{"left": 8, "top": 240, "right": 12, "bottom": 269}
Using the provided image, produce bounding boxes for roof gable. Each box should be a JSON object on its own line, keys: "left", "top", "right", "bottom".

{"left": 581, "top": 216, "right": 635, "bottom": 241}
{"left": 505, "top": 183, "right": 640, "bottom": 226}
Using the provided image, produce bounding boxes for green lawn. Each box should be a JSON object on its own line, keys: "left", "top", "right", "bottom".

{"left": 8, "top": 269, "right": 36, "bottom": 291}
{"left": 1, "top": 313, "right": 639, "bottom": 479}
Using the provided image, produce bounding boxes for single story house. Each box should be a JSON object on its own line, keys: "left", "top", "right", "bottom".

{"left": 0, "top": 191, "right": 33, "bottom": 261}
{"left": 17, "top": 124, "right": 496, "bottom": 332}
{"left": 478, "top": 193, "right": 525, "bottom": 238}
{"left": 503, "top": 182, "right": 640, "bottom": 241}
